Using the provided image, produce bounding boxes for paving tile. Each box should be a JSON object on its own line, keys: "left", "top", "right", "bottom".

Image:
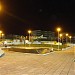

{"left": 0, "top": 46, "right": 74, "bottom": 75}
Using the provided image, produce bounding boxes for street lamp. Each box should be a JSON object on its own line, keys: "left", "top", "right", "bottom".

{"left": 0, "top": 30, "right": 2, "bottom": 33}
{"left": 57, "top": 27, "right": 61, "bottom": 50}
{"left": 28, "top": 30, "right": 31, "bottom": 42}
{"left": 60, "top": 33, "right": 63, "bottom": 43}
{"left": 0, "top": 2, "right": 2, "bottom": 38}
{"left": 0, "top": 30, "right": 2, "bottom": 39}
{"left": 2, "top": 33, "right": 4, "bottom": 39}
{"left": 66, "top": 33, "right": 68, "bottom": 44}
{"left": 69, "top": 36, "right": 72, "bottom": 43}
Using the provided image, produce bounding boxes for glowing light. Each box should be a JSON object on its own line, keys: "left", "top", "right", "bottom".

{"left": 0, "top": 2, "right": 2, "bottom": 11}
{"left": 57, "top": 27, "right": 61, "bottom": 32}
{"left": 69, "top": 36, "right": 72, "bottom": 39}
{"left": 0, "top": 30, "right": 2, "bottom": 34}
{"left": 2, "top": 33, "right": 4, "bottom": 36}
{"left": 56, "top": 27, "right": 61, "bottom": 50}
{"left": 66, "top": 33, "right": 68, "bottom": 36}
{"left": 28, "top": 30, "right": 31, "bottom": 34}
{"left": 60, "top": 34, "right": 62, "bottom": 37}
{"left": 28, "top": 30, "right": 32, "bottom": 42}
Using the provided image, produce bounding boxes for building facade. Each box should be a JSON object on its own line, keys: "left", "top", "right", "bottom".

{"left": 31, "top": 30, "right": 55, "bottom": 41}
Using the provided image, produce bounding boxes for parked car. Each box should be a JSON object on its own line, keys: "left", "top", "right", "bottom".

{"left": 3, "top": 41, "right": 13, "bottom": 46}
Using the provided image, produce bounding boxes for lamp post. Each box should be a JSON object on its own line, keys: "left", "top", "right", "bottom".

{"left": 0, "top": 30, "right": 2, "bottom": 39}
{"left": 57, "top": 27, "right": 61, "bottom": 50}
{"left": 0, "top": 2, "right": 2, "bottom": 39}
{"left": 28, "top": 30, "right": 31, "bottom": 42}
{"left": 59, "top": 33, "right": 62, "bottom": 42}
{"left": 28, "top": 30, "right": 31, "bottom": 47}
{"left": 69, "top": 36, "right": 72, "bottom": 43}
{"left": 66, "top": 33, "right": 68, "bottom": 44}
{"left": 2, "top": 33, "right": 4, "bottom": 40}
{"left": 0, "top": 3, "right": 4, "bottom": 40}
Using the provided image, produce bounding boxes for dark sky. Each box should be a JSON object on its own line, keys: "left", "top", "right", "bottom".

{"left": 0, "top": 0, "right": 75, "bottom": 35}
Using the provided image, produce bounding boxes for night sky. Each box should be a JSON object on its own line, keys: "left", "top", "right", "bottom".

{"left": 0, "top": 0, "right": 75, "bottom": 35}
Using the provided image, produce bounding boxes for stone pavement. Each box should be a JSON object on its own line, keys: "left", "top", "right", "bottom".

{"left": 0, "top": 47, "right": 75, "bottom": 75}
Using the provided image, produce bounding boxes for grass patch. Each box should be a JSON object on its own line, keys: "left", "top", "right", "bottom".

{"left": 5, "top": 44, "right": 68, "bottom": 53}
{"left": 12, "top": 44, "right": 68, "bottom": 49}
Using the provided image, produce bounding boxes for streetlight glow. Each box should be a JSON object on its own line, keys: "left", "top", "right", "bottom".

{"left": 0, "top": 5, "right": 1, "bottom": 11}
{"left": 0, "top": 30, "right": 2, "bottom": 34}
{"left": 66, "top": 33, "right": 69, "bottom": 44}
{"left": 28, "top": 30, "right": 31, "bottom": 47}
{"left": 60, "top": 34, "right": 62, "bottom": 37}
{"left": 60, "top": 33, "right": 63, "bottom": 43}
{"left": 69, "top": 36, "right": 72, "bottom": 43}
{"left": 69, "top": 36, "right": 72, "bottom": 39}
{"left": 66, "top": 33, "right": 68, "bottom": 36}
{"left": 57, "top": 27, "right": 61, "bottom": 50}
{"left": 28, "top": 30, "right": 31, "bottom": 42}
{"left": 2, "top": 33, "right": 4, "bottom": 36}
{"left": 57, "top": 28, "right": 61, "bottom": 32}
{"left": 28, "top": 30, "right": 31, "bottom": 34}
{"left": 0, "top": 30, "right": 2, "bottom": 39}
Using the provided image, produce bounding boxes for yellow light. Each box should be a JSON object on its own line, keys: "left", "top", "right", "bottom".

{"left": 57, "top": 27, "right": 61, "bottom": 32}
{"left": 0, "top": 2, "right": 2, "bottom": 11}
{"left": 60, "top": 34, "right": 62, "bottom": 37}
{"left": 69, "top": 36, "right": 72, "bottom": 39}
{"left": 2, "top": 33, "right": 4, "bottom": 36}
{"left": 66, "top": 33, "right": 68, "bottom": 36}
{"left": 0, "top": 6, "right": 1, "bottom": 11}
{"left": 28, "top": 30, "right": 31, "bottom": 34}
{"left": 0, "top": 30, "right": 2, "bottom": 34}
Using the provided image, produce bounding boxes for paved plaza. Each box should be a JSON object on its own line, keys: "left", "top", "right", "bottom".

{"left": 0, "top": 46, "right": 75, "bottom": 75}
